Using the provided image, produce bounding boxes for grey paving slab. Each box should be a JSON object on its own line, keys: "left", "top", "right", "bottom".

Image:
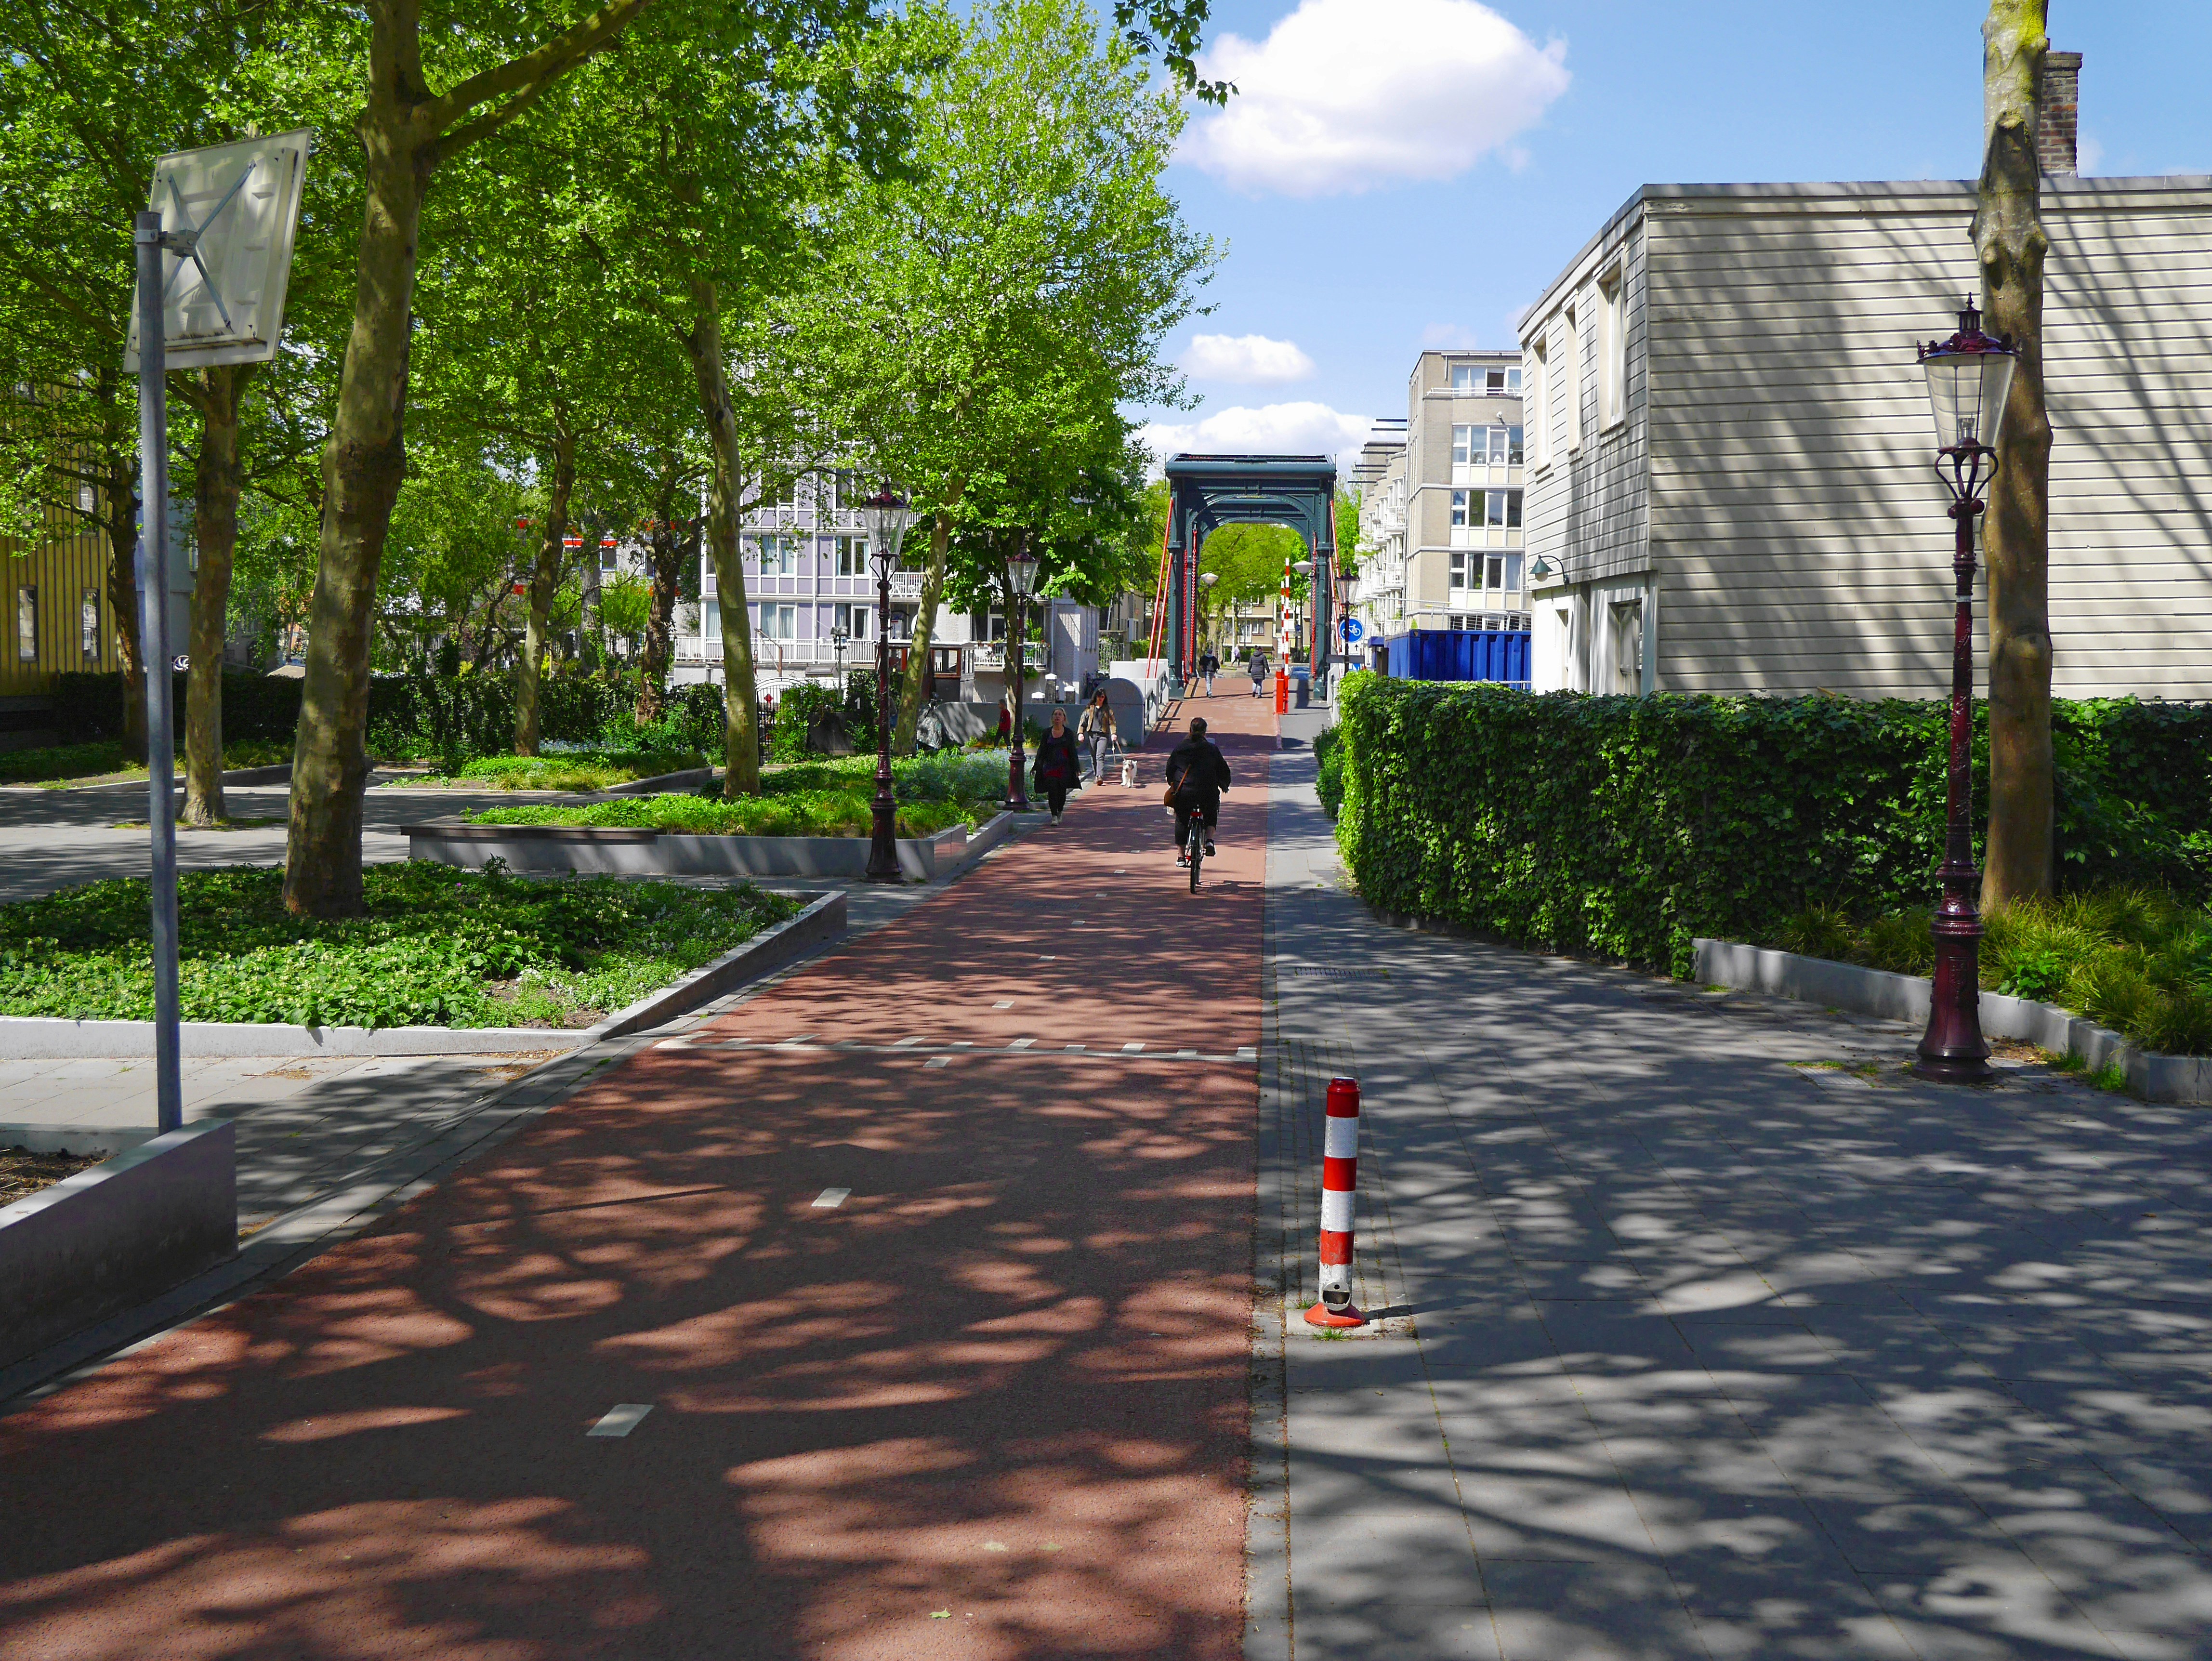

{"left": 1254, "top": 717, "right": 2212, "bottom": 1661}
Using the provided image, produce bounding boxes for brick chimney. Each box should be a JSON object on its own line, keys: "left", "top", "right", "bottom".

{"left": 2039, "top": 50, "right": 2081, "bottom": 177}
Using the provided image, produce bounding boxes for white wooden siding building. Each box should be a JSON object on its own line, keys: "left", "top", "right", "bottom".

{"left": 1518, "top": 173, "right": 2212, "bottom": 701}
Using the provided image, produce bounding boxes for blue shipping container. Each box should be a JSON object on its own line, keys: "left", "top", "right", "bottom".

{"left": 1382, "top": 629, "right": 1531, "bottom": 687}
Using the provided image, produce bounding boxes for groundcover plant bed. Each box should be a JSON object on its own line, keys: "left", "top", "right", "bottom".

{"left": 465, "top": 751, "right": 1009, "bottom": 839}
{"left": 1775, "top": 887, "right": 2212, "bottom": 1056}
{"left": 0, "top": 865, "right": 797, "bottom": 1030}
{"left": 0, "top": 739, "right": 290, "bottom": 789}
{"left": 400, "top": 747, "right": 707, "bottom": 792}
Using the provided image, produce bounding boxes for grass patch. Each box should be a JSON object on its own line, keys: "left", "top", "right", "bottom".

{"left": 0, "top": 739, "right": 290, "bottom": 788}
{"left": 465, "top": 751, "right": 1010, "bottom": 839}
{"left": 0, "top": 864, "right": 798, "bottom": 1030}
{"left": 400, "top": 748, "right": 706, "bottom": 793}
{"left": 1772, "top": 886, "right": 2212, "bottom": 1056}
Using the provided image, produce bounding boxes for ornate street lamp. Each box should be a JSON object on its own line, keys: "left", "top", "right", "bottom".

{"left": 829, "top": 621, "right": 849, "bottom": 694}
{"left": 1003, "top": 540, "right": 1039, "bottom": 811}
{"left": 1912, "top": 300, "right": 2019, "bottom": 1083}
{"left": 861, "top": 488, "right": 915, "bottom": 883}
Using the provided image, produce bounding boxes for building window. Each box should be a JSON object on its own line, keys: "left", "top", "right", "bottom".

{"left": 1452, "top": 425, "right": 1473, "bottom": 466}
{"left": 1450, "top": 490, "right": 1469, "bottom": 528}
{"left": 78, "top": 484, "right": 96, "bottom": 512}
{"left": 757, "top": 602, "right": 798, "bottom": 641}
{"left": 1527, "top": 343, "right": 1548, "bottom": 469}
{"left": 834, "top": 535, "right": 869, "bottom": 577}
{"left": 80, "top": 589, "right": 99, "bottom": 660}
{"left": 1599, "top": 265, "right": 1626, "bottom": 428}
{"left": 974, "top": 609, "right": 1007, "bottom": 642}
{"left": 15, "top": 586, "right": 34, "bottom": 662}
{"left": 886, "top": 606, "right": 913, "bottom": 641}
{"left": 832, "top": 602, "right": 870, "bottom": 641}
{"left": 750, "top": 535, "right": 798, "bottom": 576}
{"left": 1564, "top": 304, "right": 1582, "bottom": 452}
{"left": 1450, "top": 365, "right": 1523, "bottom": 395}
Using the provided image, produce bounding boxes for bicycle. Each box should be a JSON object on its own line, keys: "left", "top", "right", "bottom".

{"left": 1183, "top": 803, "right": 1205, "bottom": 891}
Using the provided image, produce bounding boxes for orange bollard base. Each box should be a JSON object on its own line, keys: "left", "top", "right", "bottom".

{"left": 1304, "top": 1300, "right": 1368, "bottom": 1329}
{"left": 1274, "top": 672, "right": 1290, "bottom": 714}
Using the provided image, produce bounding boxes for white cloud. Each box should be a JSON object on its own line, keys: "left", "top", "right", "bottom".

{"left": 2078, "top": 132, "right": 2104, "bottom": 174}
{"left": 1183, "top": 332, "right": 1317, "bottom": 384}
{"left": 1421, "top": 322, "right": 1479, "bottom": 348}
{"left": 1180, "top": 0, "right": 1569, "bottom": 198}
{"left": 1139, "top": 402, "right": 1373, "bottom": 478}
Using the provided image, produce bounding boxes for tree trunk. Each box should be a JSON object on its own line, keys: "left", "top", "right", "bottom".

{"left": 637, "top": 463, "right": 682, "bottom": 723}
{"left": 95, "top": 411, "right": 148, "bottom": 761}
{"left": 1976, "top": 0, "right": 2054, "bottom": 907}
{"left": 181, "top": 364, "right": 255, "bottom": 825}
{"left": 283, "top": 121, "right": 426, "bottom": 918}
{"left": 893, "top": 499, "right": 959, "bottom": 755}
{"left": 680, "top": 278, "right": 759, "bottom": 795}
{"left": 516, "top": 430, "right": 575, "bottom": 755}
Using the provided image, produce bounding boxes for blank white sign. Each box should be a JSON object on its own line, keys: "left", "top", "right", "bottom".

{"left": 124, "top": 129, "right": 311, "bottom": 370}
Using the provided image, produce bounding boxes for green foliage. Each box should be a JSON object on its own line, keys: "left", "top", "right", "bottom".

{"left": 0, "top": 865, "right": 796, "bottom": 1030}
{"left": 1790, "top": 888, "right": 2212, "bottom": 1057}
{"left": 0, "top": 739, "right": 290, "bottom": 788}
{"left": 771, "top": 683, "right": 848, "bottom": 763}
{"left": 1314, "top": 723, "right": 1344, "bottom": 820}
{"left": 1333, "top": 675, "right": 2212, "bottom": 981}
{"left": 410, "top": 750, "right": 706, "bottom": 792}
{"left": 466, "top": 750, "right": 1007, "bottom": 837}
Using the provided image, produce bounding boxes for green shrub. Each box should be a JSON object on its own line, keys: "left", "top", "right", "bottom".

{"left": 1333, "top": 674, "right": 2212, "bottom": 977}
{"left": 771, "top": 682, "right": 845, "bottom": 763}
{"left": 0, "top": 864, "right": 796, "bottom": 1029}
{"left": 1315, "top": 724, "right": 1345, "bottom": 820}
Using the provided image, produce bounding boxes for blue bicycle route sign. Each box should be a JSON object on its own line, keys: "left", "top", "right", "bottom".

{"left": 1339, "top": 617, "right": 1364, "bottom": 643}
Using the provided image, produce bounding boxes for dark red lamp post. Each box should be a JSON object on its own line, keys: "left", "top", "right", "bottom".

{"left": 1002, "top": 542, "right": 1039, "bottom": 812}
{"left": 1912, "top": 300, "right": 2019, "bottom": 1084}
{"left": 861, "top": 488, "right": 915, "bottom": 883}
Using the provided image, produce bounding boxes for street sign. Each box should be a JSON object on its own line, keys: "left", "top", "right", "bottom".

{"left": 1340, "top": 617, "right": 1364, "bottom": 643}
{"left": 124, "top": 130, "right": 312, "bottom": 371}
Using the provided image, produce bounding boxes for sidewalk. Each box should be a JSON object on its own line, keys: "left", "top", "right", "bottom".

{"left": 0, "top": 697, "right": 1278, "bottom": 1659}
{"left": 1253, "top": 709, "right": 2212, "bottom": 1660}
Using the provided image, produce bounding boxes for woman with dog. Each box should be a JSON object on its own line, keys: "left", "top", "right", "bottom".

{"left": 1078, "top": 690, "right": 1116, "bottom": 788}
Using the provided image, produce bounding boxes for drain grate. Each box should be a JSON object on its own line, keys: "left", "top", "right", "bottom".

{"left": 1287, "top": 966, "right": 1387, "bottom": 981}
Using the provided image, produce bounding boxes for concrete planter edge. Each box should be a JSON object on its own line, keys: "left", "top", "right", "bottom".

{"left": 1692, "top": 937, "right": 2212, "bottom": 1106}
{"left": 405, "top": 811, "right": 1019, "bottom": 883}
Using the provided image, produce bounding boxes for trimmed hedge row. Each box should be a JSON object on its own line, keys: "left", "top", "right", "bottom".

{"left": 1332, "top": 674, "right": 2212, "bottom": 978}
{"left": 52, "top": 670, "right": 732, "bottom": 761}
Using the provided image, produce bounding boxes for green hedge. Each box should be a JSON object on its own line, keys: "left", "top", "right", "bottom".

{"left": 53, "top": 669, "right": 732, "bottom": 763}
{"left": 1332, "top": 674, "right": 2212, "bottom": 978}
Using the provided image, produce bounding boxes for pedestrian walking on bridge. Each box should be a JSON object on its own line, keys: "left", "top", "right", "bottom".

{"left": 1032, "top": 706, "right": 1080, "bottom": 824}
{"left": 1249, "top": 652, "right": 1267, "bottom": 698}
{"left": 1078, "top": 690, "right": 1116, "bottom": 787}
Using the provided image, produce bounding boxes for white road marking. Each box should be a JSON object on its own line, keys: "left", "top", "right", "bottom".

{"left": 1009, "top": 1039, "right": 1035, "bottom": 1050}
{"left": 813, "top": 1188, "right": 851, "bottom": 1208}
{"left": 1237, "top": 1047, "right": 1257, "bottom": 1060}
{"left": 587, "top": 1404, "right": 653, "bottom": 1438}
{"left": 1122, "top": 1042, "right": 1145, "bottom": 1053}
{"left": 993, "top": 1000, "right": 1014, "bottom": 1010}
{"left": 925, "top": 1057, "right": 950, "bottom": 1069}
{"left": 895, "top": 1037, "right": 922, "bottom": 1047}
{"left": 1065, "top": 1043, "right": 1086, "bottom": 1052}
{"left": 1038, "top": 955, "right": 1058, "bottom": 961}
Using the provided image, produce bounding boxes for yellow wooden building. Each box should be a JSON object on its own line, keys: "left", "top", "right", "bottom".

{"left": 4, "top": 489, "right": 122, "bottom": 698}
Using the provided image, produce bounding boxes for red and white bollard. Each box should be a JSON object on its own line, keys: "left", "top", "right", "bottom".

{"left": 1305, "top": 1076, "right": 1367, "bottom": 1328}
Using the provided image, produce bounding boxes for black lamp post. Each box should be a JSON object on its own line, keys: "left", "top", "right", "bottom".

{"left": 1003, "top": 540, "right": 1039, "bottom": 812}
{"left": 1912, "top": 300, "right": 2019, "bottom": 1084}
{"left": 861, "top": 488, "right": 914, "bottom": 883}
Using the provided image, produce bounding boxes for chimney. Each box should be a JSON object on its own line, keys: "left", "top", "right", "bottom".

{"left": 2039, "top": 50, "right": 2081, "bottom": 177}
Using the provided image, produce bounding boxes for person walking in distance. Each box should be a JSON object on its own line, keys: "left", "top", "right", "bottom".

{"left": 1165, "top": 715, "right": 1231, "bottom": 869}
{"left": 1077, "top": 689, "right": 1116, "bottom": 788}
{"left": 1200, "top": 649, "right": 1218, "bottom": 696}
{"left": 1249, "top": 651, "right": 1266, "bottom": 698}
{"left": 1032, "top": 706, "right": 1081, "bottom": 824}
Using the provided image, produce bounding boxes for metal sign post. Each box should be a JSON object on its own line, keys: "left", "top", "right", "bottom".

{"left": 124, "top": 131, "right": 311, "bottom": 1136}
{"left": 132, "top": 212, "right": 182, "bottom": 1134}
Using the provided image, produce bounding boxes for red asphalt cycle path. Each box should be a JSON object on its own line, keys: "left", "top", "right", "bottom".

{"left": 0, "top": 693, "right": 1274, "bottom": 1661}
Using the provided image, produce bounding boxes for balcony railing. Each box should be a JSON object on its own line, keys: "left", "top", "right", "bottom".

{"left": 970, "top": 642, "right": 1047, "bottom": 672}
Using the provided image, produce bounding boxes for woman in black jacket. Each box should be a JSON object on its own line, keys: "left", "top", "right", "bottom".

{"left": 1031, "top": 706, "right": 1082, "bottom": 824}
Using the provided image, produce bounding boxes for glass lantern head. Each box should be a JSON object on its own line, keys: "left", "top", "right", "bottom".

{"left": 861, "top": 489, "right": 913, "bottom": 580}
{"left": 1005, "top": 548, "right": 1040, "bottom": 599}
{"left": 1918, "top": 301, "right": 2018, "bottom": 456}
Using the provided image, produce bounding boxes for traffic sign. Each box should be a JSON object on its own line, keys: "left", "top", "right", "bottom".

{"left": 1340, "top": 617, "right": 1364, "bottom": 643}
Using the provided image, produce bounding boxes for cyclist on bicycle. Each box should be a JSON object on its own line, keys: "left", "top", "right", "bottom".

{"left": 1165, "top": 716, "right": 1232, "bottom": 865}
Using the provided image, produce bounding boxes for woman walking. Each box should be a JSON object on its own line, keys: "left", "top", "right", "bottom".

{"left": 1248, "top": 652, "right": 1267, "bottom": 698}
{"left": 1077, "top": 689, "right": 1116, "bottom": 787}
{"left": 1032, "top": 706, "right": 1081, "bottom": 824}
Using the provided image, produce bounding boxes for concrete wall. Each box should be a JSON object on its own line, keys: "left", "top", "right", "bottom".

{"left": 0, "top": 1120, "right": 236, "bottom": 1371}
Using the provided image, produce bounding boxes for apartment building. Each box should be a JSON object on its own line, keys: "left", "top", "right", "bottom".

{"left": 1348, "top": 351, "right": 1529, "bottom": 651}
{"left": 1517, "top": 55, "right": 2212, "bottom": 701}
{"left": 675, "top": 470, "right": 1098, "bottom": 702}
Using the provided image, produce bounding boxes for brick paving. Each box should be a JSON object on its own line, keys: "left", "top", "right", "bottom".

{"left": 0, "top": 696, "right": 1276, "bottom": 1660}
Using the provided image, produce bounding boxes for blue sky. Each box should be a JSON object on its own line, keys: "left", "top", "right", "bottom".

{"left": 1139, "top": 0, "right": 2212, "bottom": 470}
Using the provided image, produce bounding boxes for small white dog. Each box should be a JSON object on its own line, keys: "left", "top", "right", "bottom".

{"left": 1119, "top": 757, "right": 1139, "bottom": 788}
